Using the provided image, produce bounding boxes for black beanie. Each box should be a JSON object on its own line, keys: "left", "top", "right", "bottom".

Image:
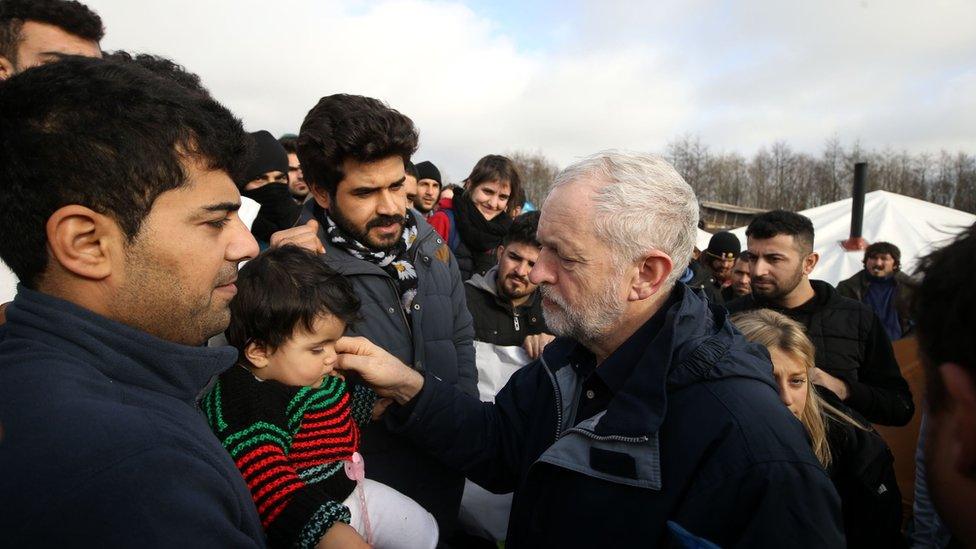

{"left": 415, "top": 161, "right": 441, "bottom": 184}
{"left": 706, "top": 231, "right": 741, "bottom": 259}
{"left": 239, "top": 130, "right": 289, "bottom": 188}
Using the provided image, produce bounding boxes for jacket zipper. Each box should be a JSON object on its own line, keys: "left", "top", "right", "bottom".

{"left": 561, "top": 427, "right": 649, "bottom": 444}
{"left": 540, "top": 355, "right": 564, "bottom": 442}
{"left": 513, "top": 311, "right": 520, "bottom": 332}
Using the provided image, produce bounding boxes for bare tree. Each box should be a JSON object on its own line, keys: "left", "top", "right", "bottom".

{"left": 507, "top": 150, "right": 560, "bottom": 208}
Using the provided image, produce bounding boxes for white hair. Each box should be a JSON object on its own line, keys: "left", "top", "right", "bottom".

{"left": 548, "top": 150, "right": 699, "bottom": 287}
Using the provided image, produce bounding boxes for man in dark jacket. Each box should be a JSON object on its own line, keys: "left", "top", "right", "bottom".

{"left": 0, "top": 57, "right": 265, "bottom": 546}
{"left": 336, "top": 152, "right": 843, "bottom": 548}
{"left": 292, "top": 93, "right": 477, "bottom": 539}
{"left": 465, "top": 211, "right": 553, "bottom": 359}
{"left": 727, "top": 210, "right": 914, "bottom": 426}
{"left": 837, "top": 241, "right": 915, "bottom": 340}
{"left": 689, "top": 231, "right": 740, "bottom": 304}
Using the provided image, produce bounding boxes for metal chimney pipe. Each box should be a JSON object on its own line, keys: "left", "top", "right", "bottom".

{"left": 850, "top": 162, "right": 867, "bottom": 239}
{"left": 841, "top": 162, "right": 869, "bottom": 251}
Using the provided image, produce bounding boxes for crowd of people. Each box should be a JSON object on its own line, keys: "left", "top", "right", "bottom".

{"left": 0, "top": 1, "right": 974, "bottom": 548}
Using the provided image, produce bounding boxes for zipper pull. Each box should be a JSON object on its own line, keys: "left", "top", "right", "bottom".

{"left": 514, "top": 314, "right": 520, "bottom": 332}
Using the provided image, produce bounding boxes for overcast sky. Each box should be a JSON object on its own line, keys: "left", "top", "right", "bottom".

{"left": 88, "top": 0, "right": 976, "bottom": 182}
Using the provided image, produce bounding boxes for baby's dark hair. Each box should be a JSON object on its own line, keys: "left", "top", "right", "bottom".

{"left": 226, "top": 245, "right": 360, "bottom": 354}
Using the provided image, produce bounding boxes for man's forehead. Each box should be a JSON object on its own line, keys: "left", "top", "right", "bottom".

{"left": 748, "top": 233, "right": 801, "bottom": 254}
{"left": 19, "top": 21, "right": 101, "bottom": 57}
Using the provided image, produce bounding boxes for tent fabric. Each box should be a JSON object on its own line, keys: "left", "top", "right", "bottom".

{"left": 729, "top": 190, "right": 976, "bottom": 287}
{"left": 0, "top": 196, "right": 262, "bottom": 304}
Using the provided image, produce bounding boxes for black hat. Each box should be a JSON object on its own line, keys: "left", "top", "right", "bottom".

{"left": 705, "top": 231, "right": 741, "bottom": 260}
{"left": 414, "top": 160, "right": 441, "bottom": 184}
{"left": 240, "top": 130, "right": 289, "bottom": 187}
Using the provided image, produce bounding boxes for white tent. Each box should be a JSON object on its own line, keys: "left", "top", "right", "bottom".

{"left": 730, "top": 190, "right": 976, "bottom": 286}
{"left": 696, "top": 228, "right": 713, "bottom": 252}
{"left": 0, "top": 196, "right": 262, "bottom": 304}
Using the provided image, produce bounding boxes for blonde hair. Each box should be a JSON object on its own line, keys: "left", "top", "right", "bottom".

{"left": 731, "top": 309, "right": 865, "bottom": 468}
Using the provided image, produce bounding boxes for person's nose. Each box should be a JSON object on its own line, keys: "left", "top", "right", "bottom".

{"left": 515, "top": 261, "right": 531, "bottom": 278}
{"left": 228, "top": 217, "right": 260, "bottom": 263}
{"left": 377, "top": 190, "right": 400, "bottom": 216}
{"left": 529, "top": 250, "right": 556, "bottom": 286}
{"left": 779, "top": 384, "right": 793, "bottom": 407}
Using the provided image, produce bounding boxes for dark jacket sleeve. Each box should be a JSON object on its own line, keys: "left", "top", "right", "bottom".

{"left": 390, "top": 368, "right": 536, "bottom": 493}
{"left": 845, "top": 313, "right": 915, "bottom": 426}
{"left": 675, "top": 460, "right": 845, "bottom": 548}
{"left": 447, "top": 247, "right": 479, "bottom": 398}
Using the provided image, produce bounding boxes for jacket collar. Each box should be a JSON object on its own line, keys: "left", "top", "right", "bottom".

{"left": 5, "top": 286, "right": 237, "bottom": 406}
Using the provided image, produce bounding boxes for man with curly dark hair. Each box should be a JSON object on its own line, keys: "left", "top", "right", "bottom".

{"left": 0, "top": 0, "right": 103, "bottom": 79}
{"left": 292, "top": 93, "right": 478, "bottom": 540}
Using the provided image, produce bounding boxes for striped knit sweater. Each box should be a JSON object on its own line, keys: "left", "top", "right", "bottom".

{"left": 203, "top": 366, "right": 376, "bottom": 549}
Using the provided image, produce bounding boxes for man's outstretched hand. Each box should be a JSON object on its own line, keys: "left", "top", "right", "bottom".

{"left": 336, "top": 336, "right": 425, "bottom": 405}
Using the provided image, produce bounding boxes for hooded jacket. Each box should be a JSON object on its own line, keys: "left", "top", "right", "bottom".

{"left": 727, "top": 280, "right": 915, "bottom": 426}
{"left": 296, "top": 201, "right": 477, "bottom": 536}
{"left": 464, "top": 265, "right": 549, "bottom": 346}
{"left": 389, "top": 284, "right": 844, "bottom": 548}
{"left": 0, "top": 287, "right": 266, "bottom": 547}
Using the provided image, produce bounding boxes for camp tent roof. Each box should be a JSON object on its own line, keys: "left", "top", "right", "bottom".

{"left": 730, "top": 190, "right": 976, "bottom": 286}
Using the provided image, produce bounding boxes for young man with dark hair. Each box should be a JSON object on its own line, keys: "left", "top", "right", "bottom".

{"left": 912, "top": 222, "right": 976, "bottom": 546}
{"left": 727, "top": 210, "right": 914, "bottom": 426}
{"left": 413, "top": 160, "right": 442, "bottom": 216}
{"left": 465, "top": 211, "right": 553, "bottom": 358}
{"left": 0, "top": 56, "right": 263, "bottom": 545}
{"left": 0, "top": 0, "right": 103, "bottom": 79}
{"left": 280, "top": 135, "right": 309, "bottom": 202}
{"left": 294, "top": 93, "right": 477, "bottom": 538}
{"left": 837, "top": 241, "right": 915, "bottom": 340}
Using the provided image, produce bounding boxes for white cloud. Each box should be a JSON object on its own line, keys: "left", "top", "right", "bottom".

{"left": 88, "top": 0, "right": 975, "bottom": 179}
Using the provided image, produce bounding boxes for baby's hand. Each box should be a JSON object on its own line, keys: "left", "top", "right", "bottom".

{"left": 316, "top": 522, "right": 370, "bottom": 549}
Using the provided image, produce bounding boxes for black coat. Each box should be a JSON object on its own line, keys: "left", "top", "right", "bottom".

{"left": 390, "top": 285, "right": 844, "bottom": 548}
{"left": 818, "top": 387, "right": 906, "bottom": 548}
{"left": 727, "top": 280, "right": 915, "bottom": 426}
{"left": 464, "top": 266, "right": 549, "bottom": 346}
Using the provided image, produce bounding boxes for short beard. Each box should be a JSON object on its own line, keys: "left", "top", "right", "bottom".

{"left": 330, "top": 200, "right": 404, "bottom": 252}
{"left": 539, "top": 264, "right": 626, "bottom": 345}
{"left": 752, "top": 267, "right": 804, "bottom": 304}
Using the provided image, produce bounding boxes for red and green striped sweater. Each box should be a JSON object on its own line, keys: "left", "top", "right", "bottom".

{"left": 203, "top": 366, "right": 375, "bottom": 549}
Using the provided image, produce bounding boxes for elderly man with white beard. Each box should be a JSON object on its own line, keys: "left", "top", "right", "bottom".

{"left": 334, "top": 151, "right": 843, "bottom": 548}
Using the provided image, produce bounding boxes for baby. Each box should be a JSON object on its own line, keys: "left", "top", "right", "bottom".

{"left": 203, "top": 245, "right": 437, "bottom": 549}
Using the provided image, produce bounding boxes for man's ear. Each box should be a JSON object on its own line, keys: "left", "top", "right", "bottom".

{"left": 45, "top": 205, "right": 122, "bottom": 281}
{"left": 940, "top": 363, "right": 976, "bottom": 478}
{"left": 309, "top": 185, "right": 332, "bottom": 210}
{"left": 802, "top": 251, "right": 820, "bottom": 275}
{"left": 496, "top": 245, "right": 505, "bottom": 263}
{"left": 629, "top": 251, "right": 673, "bottom": 301}
{"left": 0, "top": 55, "right": 14, "bottom": 81}
{"left": 244, "top": 340, "right": 271, "bottom": 369}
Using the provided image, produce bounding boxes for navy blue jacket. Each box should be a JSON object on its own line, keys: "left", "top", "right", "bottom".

{"left": 391, "top": 284, "right": 845, "bottom": 548}
{"left": 0, "top": 288, "right": 265, "bottom": 547}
